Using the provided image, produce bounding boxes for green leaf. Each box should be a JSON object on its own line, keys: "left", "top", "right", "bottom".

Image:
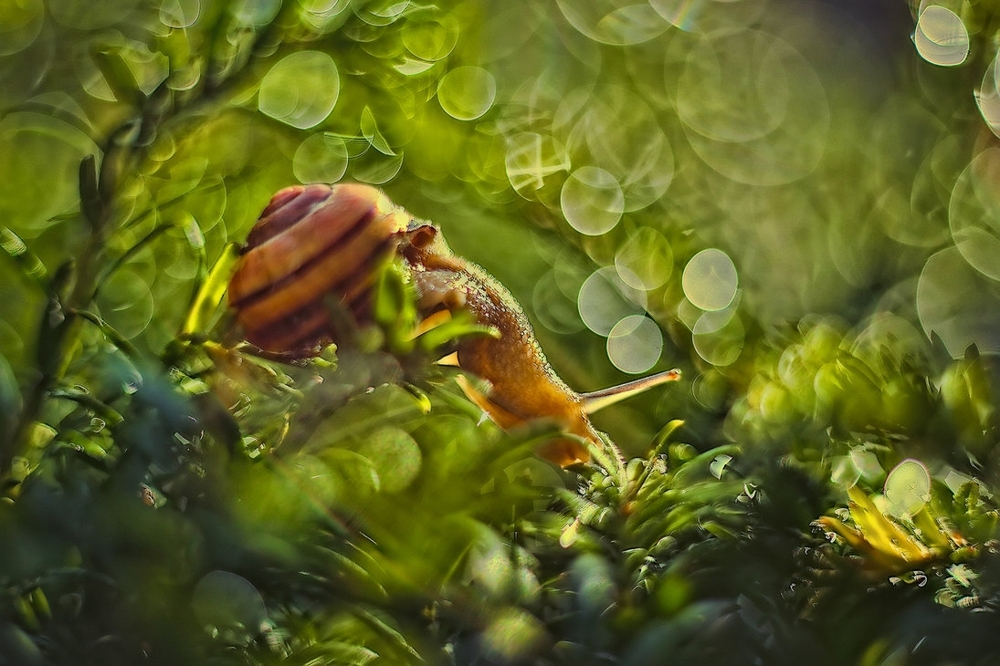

{"left": 649, "top": 419, "right": 685, "bottom": 457}
{"left": 35, "top": 261, "right": 75, "bottom": 378}
{"left": 182, "top": 242, "right": 241, "bottom": 337}
{"left": 0, "top": 226, "right": 46, "bottom": 286}
{"left": 323, "top": 548, "right": 389, "bottom": 601}
{"left": 72, "top": 309, "right": 141, "bottom": 360}
{"left": 49, "top": 386, "right": 124, "bottom": 427}
{"left": 414, "top": 309, "right": 496, "bottom": 354}
{"left": 93, "top": 223, "right": 175, "bottom": 298}
{"left": 373, "top": 259, "right": 418, "bottom": 353}
{"left": 0, "top": 622, "right": 43, "bottom": 665}
{"left": 91, "top": 44, "right": 145, "bottom": 106}
{"left": 0, "top": 352, "right": 21, "bottom": 439}
{"left": 353, "top": 608, "right": 422, "bottom": 662}
{"left": 78, "top": 154, "right": 104, "bottom": 228}
{"left": 360, "top": 107, "right": 397, "bottom": 156}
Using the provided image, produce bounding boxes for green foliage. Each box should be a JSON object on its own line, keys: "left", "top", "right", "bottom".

{"left": 6, "top": 1, "right": 1000, "bottom": 665}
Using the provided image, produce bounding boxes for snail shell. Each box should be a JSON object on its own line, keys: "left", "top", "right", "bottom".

{"left": 228, "top": 183, "right": 411, "bottom": 357}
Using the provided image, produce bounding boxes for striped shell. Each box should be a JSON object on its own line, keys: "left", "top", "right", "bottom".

{"left": 228, "top": 183, "right": 411, "bottom": 357}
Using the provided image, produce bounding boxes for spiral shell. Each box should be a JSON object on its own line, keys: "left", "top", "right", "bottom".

{"left": 228, "top": 183, "right": 411, "bottom": 357}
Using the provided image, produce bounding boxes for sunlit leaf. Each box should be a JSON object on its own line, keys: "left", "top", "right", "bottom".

{"left": 181, "top": 242, "right": 241, "bottom": 337}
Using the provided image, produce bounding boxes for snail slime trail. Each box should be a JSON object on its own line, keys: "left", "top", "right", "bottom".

{"left": 227, "top": 183, "right": 681, "bottom": 466}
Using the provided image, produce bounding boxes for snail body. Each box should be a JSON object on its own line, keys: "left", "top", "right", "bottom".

{"left": 400, "top": 226, "right": 605, "bottom": 465}
{"left": 228, "top": 183, "right": 679, "bottom": 466}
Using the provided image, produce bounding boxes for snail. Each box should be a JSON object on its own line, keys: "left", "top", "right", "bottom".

{"left": 228, "top": 183, "right": 680, "bottom": 466}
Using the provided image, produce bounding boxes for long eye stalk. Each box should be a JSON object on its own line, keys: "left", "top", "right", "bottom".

{"left": 580, "top": 369, "right": 682, "bottom": 414}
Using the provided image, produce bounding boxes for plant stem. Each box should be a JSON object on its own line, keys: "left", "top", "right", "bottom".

{"left": 2, "top": 10, "right": 291, "bottom": 484}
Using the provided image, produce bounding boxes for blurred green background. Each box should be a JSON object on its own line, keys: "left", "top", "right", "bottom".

{"left": 5, "top": 0, "right": 1000, "bottom": 664}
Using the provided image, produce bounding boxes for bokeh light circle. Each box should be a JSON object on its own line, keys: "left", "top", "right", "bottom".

{"left": 192, "top": 571, "right": 267, "bottom": 632}
{"left": 949, "top": 147, "right": 1000, "bottom": 281}
{"left": 293, "top": 133, "right": 349, "bottom": 184}
{"left": 560, "top": 166, "right": 625, "bottom": 236}
{"left": 977, "top": 50, "right": 1000, "bottom": 137}
{"left": 691, "top": 308, "right": 745, "bottom": 366}
{"left": 615, "top": 228, "right": 673, "bottom": 291}
{"left": 402, "top": 14, "right": 460, "bottom": 61}
{"left": 355, "top": 0, "right": 409, "bottom": 26}
{"left": 649, "top": 0, "right": 764, "bottom": 32}
{"left": 0, "top": 0, "right": 44, "bottom": 56}
{"left": 555, "top": 0, "right": 669, "bottom": 45}
{"left": 578, "top": 267, "right": 646, "bottom": 336}
{"left": 533, "top": 270, "right": 586, "bottom": 335}
{"left": 505, "top": 132, "right": 571, "bottom": 199}
{"left": 682, "top": 248, "right": 738, "bottom": 311}
{"left": 884, "top": 459, "right": 931, "bottom": 519}
{"left": 259, "top": 51, "right": 340, "bottom": 129}
{"left": 231, "top": 0, "right": 282, "bottom": 25}
{"left": 648, "top": 0, "right": 703, "bottom": 30}
{"left": 0, "top": 113, "right": 98, "bottom": 237}
{"left": 299, "top": 0, "right": 352, "bottom": 32}
{"left": 97, "top": 268, "right": 155, "bottom": 340}
{"left": 913, "top": 5, "right": 969, "bottom": 67}
{"left": 677, "top": 30, "right": 828, "bottom": 186}
{"left": 678, "top": 30, "right": 787, "bottom": 144}
{"left": 159, "top": 0, "right": 201, "bottom": 28}
{"left": 438, "top": 66, "right": 497, "bottom": 121}
{"left": 356, "top": 427, "right": 422, "bottom": 493}
{"left": 607, "top": 315, "right": 663, "bottom": 374}
{"left": 555, "top": 86, "right": 674, "bottom": 213}
{"left": 916, "top": 247, "right": 1000, "bottom": 357}
{"left": 893, "top": 135, "right": 963, "bottom": 249}
{"left": 161, "top": 223, "right": 203, "bottom": 281}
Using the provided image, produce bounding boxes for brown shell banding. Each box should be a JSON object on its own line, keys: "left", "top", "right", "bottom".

{"left": 229, "top": 183, "right": 407, "bottom": 305}
{"left": 234, "top": 211, "right": 403, "bottom": 331}
{"left": 242, "top": 298, "right": 333, "bottom": 354}
{"left": 229, "top": 184, "right": 410, "bottom": 345}
{"left": 244, "top": 183, "right": 334, "bottom": 248}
